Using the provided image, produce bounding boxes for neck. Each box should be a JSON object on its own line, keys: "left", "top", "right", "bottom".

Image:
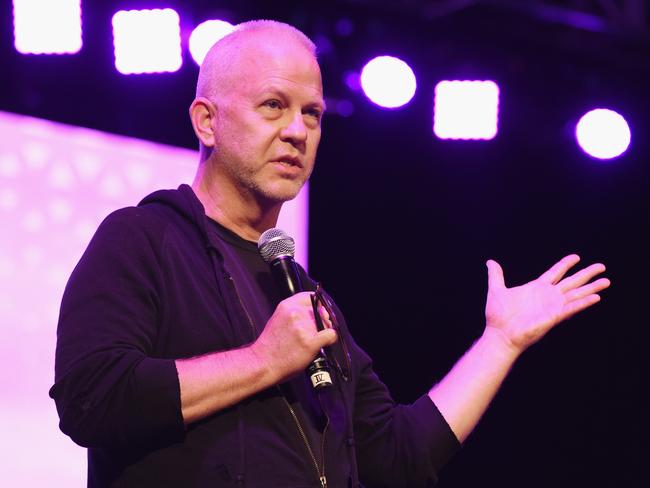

{"left": 192, "top": 163, "right": 282, "bottom": 242}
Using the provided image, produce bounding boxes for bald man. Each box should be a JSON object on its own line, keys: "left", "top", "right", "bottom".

{"left": 50, "top": 20, "right": 609, "bottom": 488}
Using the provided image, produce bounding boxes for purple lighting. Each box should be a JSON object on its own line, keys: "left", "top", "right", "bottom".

{"left": 13, "top": 0, "right": 82, "bottom": 55}
{"left": 360, "top": 56, "right": 417, "bottom": 108}
{"left": 189, "top": 20, "right": 235, "bottom": 66}
{"left": 112, "top": 9, "right": 182, "bottom": 75}
{"left": 575, "top": 109, "right": 631, "bottom": 160}
{"left": 434, "top": 80, "right": 499, "bottom": 140}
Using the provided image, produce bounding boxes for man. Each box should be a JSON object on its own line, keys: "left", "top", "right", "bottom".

{"left": 50, "top": 20, "right": 610, "bottom": 487}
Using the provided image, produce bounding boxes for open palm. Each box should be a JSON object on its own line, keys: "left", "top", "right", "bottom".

{"left": 485, "top": 255, "right": 610, "bottom": 352}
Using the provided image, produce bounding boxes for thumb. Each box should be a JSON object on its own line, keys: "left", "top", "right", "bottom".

{"left": 486, "top": 259, "right": 506, "bottom": 290}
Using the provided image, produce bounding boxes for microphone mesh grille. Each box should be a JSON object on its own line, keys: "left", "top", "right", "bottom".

{"left": 258, "top": 228, "right": 295, "bottom": 263}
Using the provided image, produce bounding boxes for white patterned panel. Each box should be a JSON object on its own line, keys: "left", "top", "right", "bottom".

{"left": 0, "top": 111, "right": 308, "bottom": 486}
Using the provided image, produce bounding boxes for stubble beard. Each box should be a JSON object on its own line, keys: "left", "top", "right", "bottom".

{"left": 230, "top": 163, "right": 310, "bottom": 206}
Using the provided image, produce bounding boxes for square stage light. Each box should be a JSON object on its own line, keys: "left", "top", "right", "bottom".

{"left": 13, "top": 0, "right": 82, "bottom": 54}
{"left": 433, "top": 80, "right": 500, "bottom": 140}
{"left": 112, "top": 8, "right": 182, "bottom": 75}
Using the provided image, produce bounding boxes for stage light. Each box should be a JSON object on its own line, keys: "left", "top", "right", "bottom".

{"left": 189, "top": 20, "right": 235, "bottom": 65}
{"left": 360, "top": 56, "right": 416, "bottom": 108}
{"left": 112, "top": 8, "right": 182, "bottom": 75}
{"left": 433, "top": 80, "right": 499, "bottom": 140}
{"left": 575, "top": 109, "right": 630, "bottom": 160}
{"left": 13, "top": 0, "right": 82, "bottom": 54}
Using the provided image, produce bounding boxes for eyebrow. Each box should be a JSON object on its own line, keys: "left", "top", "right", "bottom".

{"left": 260, "top": 85, "right": 326, "bottom": 112}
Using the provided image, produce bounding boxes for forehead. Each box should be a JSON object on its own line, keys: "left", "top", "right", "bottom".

{"left": 227, "top": 36, "right": 323, "bottom": 101}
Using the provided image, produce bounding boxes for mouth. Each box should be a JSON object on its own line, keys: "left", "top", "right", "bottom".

{"left": 273, "top": 156, "right": 303, "bottom": 168}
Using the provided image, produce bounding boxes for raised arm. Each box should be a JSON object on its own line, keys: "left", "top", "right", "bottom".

{"left": 429, "top": 254, "right": 610, "bottom": 443}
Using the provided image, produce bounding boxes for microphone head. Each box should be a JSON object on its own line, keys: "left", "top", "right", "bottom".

{"left": 258, "top": 228, "right": 296, "bottom": 263}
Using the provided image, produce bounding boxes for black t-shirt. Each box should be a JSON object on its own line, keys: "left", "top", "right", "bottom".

{"left": 207, "top": 218, "right": 326, "bottom": 470}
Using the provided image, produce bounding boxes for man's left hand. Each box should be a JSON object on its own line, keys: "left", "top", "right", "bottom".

{"left": 484, "top": 254, "right": 610, "bottom": 354}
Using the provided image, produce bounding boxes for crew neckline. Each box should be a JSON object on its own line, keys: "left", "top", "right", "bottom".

{"left": 206, "top": 217, "right": 258, "bottom": 253}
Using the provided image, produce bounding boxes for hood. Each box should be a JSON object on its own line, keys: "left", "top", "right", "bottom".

{"left": 138, "top": 184, "right": 213, "bottom": 249}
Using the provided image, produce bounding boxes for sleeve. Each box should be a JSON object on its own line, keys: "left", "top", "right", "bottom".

{"left": 48, "top": 209, "right": 185, "bottom": 449}
{"left": 349, "top": 334, "right": 461, "bottom": 487}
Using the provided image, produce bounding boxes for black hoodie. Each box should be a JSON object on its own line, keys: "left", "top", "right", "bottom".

{"left": 50, "top": 184, "right": 459, "bottom": 487}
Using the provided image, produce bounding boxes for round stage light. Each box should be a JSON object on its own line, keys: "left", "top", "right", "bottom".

{"left": 189, "top": 20, "right": 235, "bottom": 66}
{"left": 575, "top": 109, "right": 631, "bottom": 160}
{"left": 360, "top": 55, "right": 416, "bottom": 108}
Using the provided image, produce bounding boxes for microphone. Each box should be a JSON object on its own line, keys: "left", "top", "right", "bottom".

{"left": 258, "top": 228, "right": 332, "bottom": 389}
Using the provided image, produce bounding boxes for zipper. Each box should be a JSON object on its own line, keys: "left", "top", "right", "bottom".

{"left": 226, "top": 272, "right": 329, "bottom": 487}
{"left": 282, "top": 397, "right": 329, "bottom": 488}
{"left": 318, "top": 396, "right": 331, "bottom": 488}
{"left": 226, "top": 273, "right": 259, "bottom": 339}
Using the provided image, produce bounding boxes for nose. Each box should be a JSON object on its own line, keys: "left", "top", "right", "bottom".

{"left": 280, "top": 110, "right": 308, "bottom": 147}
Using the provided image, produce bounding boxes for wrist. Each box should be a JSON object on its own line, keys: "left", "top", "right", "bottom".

{"left": 479, "top": 326, "right": 523, "bottom": 363}
{"left": 247, "top": 340, "right": 280, "bottom": 386}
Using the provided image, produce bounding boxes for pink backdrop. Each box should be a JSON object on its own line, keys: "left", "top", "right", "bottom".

{"left": 0, "top": 111, "right": 308, "bottom": 486}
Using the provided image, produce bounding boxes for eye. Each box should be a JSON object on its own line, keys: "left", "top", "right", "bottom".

{"left": 263, "top": 99, "right": 283, "bottom": 110}
{"left": 305, "top": 108, "right": 322, "bottom": 120}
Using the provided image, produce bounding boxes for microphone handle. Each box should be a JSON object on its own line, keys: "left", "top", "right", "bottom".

{"left": 270, "top": 257, "right": 333, "bottom": 389}
{"left": 270, "top": 257, "right": 304, "bottom": 296}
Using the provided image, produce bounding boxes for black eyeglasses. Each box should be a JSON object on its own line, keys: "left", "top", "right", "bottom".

{"left": 310, "top": 283, "right": 351, "bottom": 383}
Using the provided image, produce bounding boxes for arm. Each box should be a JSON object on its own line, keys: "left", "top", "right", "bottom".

{"left": 50, "top": 210, "right": 181, "bottom": 448}
{"left": 352, "top": 347, "right": 461, "bottom": 486}
{"left": 429, "top": 255, "right": 610, "bottom": 443}
{"left": 176, "top": 294, "right": 337, "bottom": 424}
{"left": 51, "top": 210, "right": 335, "bottom": 445}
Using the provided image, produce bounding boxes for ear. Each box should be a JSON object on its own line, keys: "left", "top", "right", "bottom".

{"left": 189, "top": 97, "right": 216, "bottom": 148}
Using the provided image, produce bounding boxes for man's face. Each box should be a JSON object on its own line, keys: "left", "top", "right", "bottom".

{"left": 209, "top": 38, "right": 325, "bottom": 205}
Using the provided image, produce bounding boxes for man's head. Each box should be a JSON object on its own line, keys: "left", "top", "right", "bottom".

{"left": 190, "top": 20, "right": 325, "bottom": 207}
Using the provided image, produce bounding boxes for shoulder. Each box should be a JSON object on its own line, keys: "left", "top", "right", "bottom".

{"left": 81, "top": 199, "right": 191, "bottom": 273}
{"left": 85, "top": 193, "right": 207, "bottom": 272}
{"left": 90, "top": 206, "right": 167, "bottom": 252}
{"left": 106, "top": 203, "right": 167, "bottom": 227}
{"left": 96, "top": 184, "right": 200, "bottom": 239}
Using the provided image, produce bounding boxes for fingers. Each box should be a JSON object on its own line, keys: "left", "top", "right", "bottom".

{"left": 565, "top": 277, "right": 611, "bottom": 301}
{"left": 486, "top": 259, "right": 505, "bottom": 290}
{"left": 316, "top": 328, "right": 338, "bottom": 347}
{"left": 279, "top": 292, "right": 333, "bottom": 334}
{"left": 295, "top": 291, "right": 317, "bottom": 305}
{"left": 540, "top": 254, "right": 581, "bottom": 284}
{"left": 317, "top": 305, "right": 333, "bottom": 328}
{"left": 279, "top": 292, "right": 317, "bottom": 308}
{"left": 561, "top": 294, "right": 601, "bottom": 320}
{"left": 558, "top": 263, "right": 606, "bottom": 292}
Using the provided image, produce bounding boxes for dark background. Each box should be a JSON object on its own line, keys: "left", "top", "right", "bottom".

{"left": 2, "top": 1, "right": 648, "bottom": 486}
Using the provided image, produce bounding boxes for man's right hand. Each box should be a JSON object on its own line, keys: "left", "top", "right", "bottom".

{"left": 176, "top": 292, "right": 337, "bottom": 424}
{"left": 251, "top": 292, "right": 338, "bottom": 384}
